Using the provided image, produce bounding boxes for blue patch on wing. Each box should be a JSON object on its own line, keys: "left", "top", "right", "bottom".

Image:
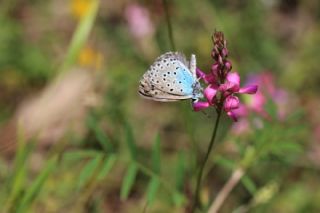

{"left": 176, "top": 66, "right": 195, "bottom": 95}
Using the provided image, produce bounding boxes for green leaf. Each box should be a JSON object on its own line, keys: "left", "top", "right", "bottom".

{"left": 87, "top": 116, "right": 114, "bottom": 152}
{"left": 151, "top": 134, "right": 161, "bottom": 173}
{"left": 146, "top": 177, "right": 160, "bottom": 204}
{"left": 125, "top": 123, "right": 137, "bottom": 160}
{"left": 77, "top": 154, "right": 103, "bottom": 190}
{"left": 172, "top": 192, "right": 185, "bottom": 207}
{"left": 120, "top": 163, "right": 138, "bottom": 200}
{"left": 97, "top": 155, "right": 117, "bottom": 181}
{"left": 4, "top": 127, "right": 34, "bottom": 211}
{"left": 271, "top": 141, "right": 302, "bottom": 154}
{"left": 63, "top": 150, "right": 102, "bottom": 162}
{"left": 241, "top": 175, "right": 257, "bottom": 195}
{"left": 16, "top": 157, "right": 57, "bottom": 213}
{"left": 215, "top": 156, "right": 236, "bottom": 170}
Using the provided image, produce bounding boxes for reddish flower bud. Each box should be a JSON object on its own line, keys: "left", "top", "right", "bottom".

{"left": 211, "top": 50, "right": 216, "bottom": 59}
{"left": 211, "top": 63, "right": 219, "bottom": 74}
{"left": 222, "top": 48, "right": 228, "bottom": 58}
{"left": 218, "top": 55, "right": 223, "bottom": 65}
{"left": 225, "top": 60, "right": 232, "bottom": 71}
{"left": 193, "top": 101, "right": 210, "bottom": 111}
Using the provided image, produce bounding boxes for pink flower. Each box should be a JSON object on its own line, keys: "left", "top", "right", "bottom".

{"left": 245, "top": 72, "right": 289, "bottom": 120}
{"left": 124, "top": 4, "right": 155, "bottom": 39}
{"left": 193, "top": 32, "right": 258, "bottom": 121}
{"left": 230, "top": 72, "right": 291, "bottom": 134}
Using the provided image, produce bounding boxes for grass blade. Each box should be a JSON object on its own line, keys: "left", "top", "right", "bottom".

{"left": 16, "top": 156, "right": 58, "bottom": 213}
{"left": 87, "top": 116, "right": 114, "bottom": 152}
{"left": 146, "top": 177, "right": 160, "bottom": 204}
{"left": 125, "top": 123, "right": 137, "bottom": 160}
{"left": 97, "top": 154, "right": 117, "bottom": 181}
{"left": 59, "top": 0, "right": 100, "bottom": 73}
{"left": 77, "top": 154, "right": 103, "bottom": 190}
{"left": 4, "top": 128, "right": 33, "bottom": 211}
{"left": 241, "top": 175, "right": 257, "bottom": 195}
{"left": 120, "top": 163, "right": 138, "bottom": 200}
{"left": 63, "top": 150, "right": 102, "bottom": 162}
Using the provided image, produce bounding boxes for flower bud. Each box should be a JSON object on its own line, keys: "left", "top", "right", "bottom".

{"left": 225, "top": 60, "right": 232, "bottom": 71}
{"left": 222, "top": 48, "right": 228, "bottom": 58}
{"left": 211, "top": 63, "right": 219, "bottom": 74}
{"left": 224, "top": 96, "right": 240, "bottom": 111}
{"left": 218, "top": 55, "right": 223, "bottom": 65}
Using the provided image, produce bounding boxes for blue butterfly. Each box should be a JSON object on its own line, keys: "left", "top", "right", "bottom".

{"left": 139, "top": 52, "right": 203, "bottom": 102}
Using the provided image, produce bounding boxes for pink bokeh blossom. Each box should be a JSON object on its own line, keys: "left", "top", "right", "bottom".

{"left": 124, "top": 4, "right": 155, "bottom": 39}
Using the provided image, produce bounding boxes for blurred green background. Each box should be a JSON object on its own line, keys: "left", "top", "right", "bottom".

{"left": 0, "top": 0, "right": 319, "bottom": 212}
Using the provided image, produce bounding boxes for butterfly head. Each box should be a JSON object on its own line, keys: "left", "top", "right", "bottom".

{"left": 191, "top": 81, "right": 203, "bottom": 102}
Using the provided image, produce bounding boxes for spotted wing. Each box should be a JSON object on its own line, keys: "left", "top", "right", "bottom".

{"left": 139, "top": 52, "right": 196, "bottom": 101}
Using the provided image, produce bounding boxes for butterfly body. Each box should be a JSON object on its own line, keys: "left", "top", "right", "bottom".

{"left": 139, "top": 52, "right": 203, "bottom": 102}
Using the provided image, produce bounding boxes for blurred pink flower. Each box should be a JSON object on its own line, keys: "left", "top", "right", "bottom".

{"left": 124, "top": 4, "right": 155, "bottom": 39}
{"left": 246, "top": 72, "right": 289, "bottom": 120}
{"left": 231, "top": 71, "right": 291, "bottom": 134}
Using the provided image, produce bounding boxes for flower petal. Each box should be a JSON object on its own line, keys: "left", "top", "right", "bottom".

{"left": 211, "top": 63, "right": 219, "bottom": 75}
{"left": 204, "top": 85, "right": 217, "bottom": 103}
{"left": 227, "top": 111, "right": 238, "bottom": 122}
{"left": 220, "top": 72, "right": 240, "bottom": 93}
{"left": 224, "top": 96, "right": 240, "bottom": 111}
{"left": 196, "top": 68, "right": 217, "bottom": 84}
{"left": 196, "top": 68, "right": 206, "bottom": 79}
{"left": 239, "top": 85, "right": 258, "bottom": 94}
{"left": 204, "top": 73, "right": 217, "bottom": 84}
{"left": 227, "top": 72, "right": 240, "bottom": 86}
{"left": 232, "top": 103, "right": 248, "bottom": 117}
{"left": 193, "top": 101, "right": 210, "bottom": 111}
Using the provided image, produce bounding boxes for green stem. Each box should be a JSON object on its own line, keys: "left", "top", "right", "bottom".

{"left": 192, "top": 108, "right": 222, "bottom": 212}
{"left": 163, "top": 0, "right": 176, "bottom": 51}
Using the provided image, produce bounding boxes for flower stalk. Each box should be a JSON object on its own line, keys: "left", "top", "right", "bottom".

{"left": 191, "top": 31, "right": 258, "bottom": 212}
{"left": 192, "top": 105, "right": 222, "bottom": 211}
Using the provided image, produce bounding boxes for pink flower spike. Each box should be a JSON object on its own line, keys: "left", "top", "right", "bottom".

{"left": 227, "top": 111, "right": 238, "bottom": 122}
{"left": 224, "top": 96, "right": 240, "bottom": 111}
{"left": 204, "top": 86, "right": 217, "bottom": 103}
{"left": 239, "top": 85, "right": 258, "bottom": 94}
{"left": 193, "top": 101, "right": 210, "bottom": 111}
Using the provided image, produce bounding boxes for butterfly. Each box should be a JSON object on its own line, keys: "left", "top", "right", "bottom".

{"left": 139, "top": 52, "right": 203, "bottom": 102}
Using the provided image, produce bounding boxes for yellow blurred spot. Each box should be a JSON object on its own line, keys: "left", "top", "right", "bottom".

{"left": 70, "top": 0, "right": 92, "bottom": 19}
{"left": 78, "top": 46, "right": 103, "bottom": 70}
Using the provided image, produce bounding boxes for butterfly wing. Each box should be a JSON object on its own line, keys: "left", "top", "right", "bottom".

{"left": 139, "top": 52, "right": 197, "bottom": 101}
